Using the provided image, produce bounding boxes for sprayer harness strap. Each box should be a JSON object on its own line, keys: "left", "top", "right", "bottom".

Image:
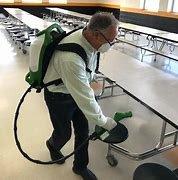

{"left": 55, "top": 42, "right": 91, "bottom": 73}
{"left": 40, "top": 43, "right": 92, "bottom": 91}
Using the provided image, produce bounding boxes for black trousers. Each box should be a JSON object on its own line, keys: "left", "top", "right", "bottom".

{"left": 44, "top": 88, "right": 89, "bottom": 171}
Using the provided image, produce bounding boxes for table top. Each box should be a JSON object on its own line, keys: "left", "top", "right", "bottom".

{"left": 47, "top": 7, "right": 91, "bottom": 20}
{"left": 99, "top": 49, "right": 178, "bottom": 128}
{"left": 4, "top": 8, "right": 53, "bottom": 31}
{"left": 120, "top": 22, "right": 169, "bottom": 35}
{"left": 157, "top": 32, "right": 178, "bottom": 43}
{"left": 120, "top": 22, "right": 178, "bottom": 43}
{"left": 4, "top": 8, "right": 73, "bottom": 33}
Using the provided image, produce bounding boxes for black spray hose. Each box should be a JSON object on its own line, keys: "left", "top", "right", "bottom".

{"left": 14, "top": 86, "right": 97, "bottom": 165}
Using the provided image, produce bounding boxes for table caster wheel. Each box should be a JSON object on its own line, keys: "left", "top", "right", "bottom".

{"left": 106, "top": 155, "right": 118, "bottom": 167}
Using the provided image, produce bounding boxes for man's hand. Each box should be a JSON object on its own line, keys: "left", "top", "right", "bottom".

{"left": 93, "top": 73, "right": 106, "bottom": 82}
{"left": 102, "top": 117, "right": 117, "bottom": 131}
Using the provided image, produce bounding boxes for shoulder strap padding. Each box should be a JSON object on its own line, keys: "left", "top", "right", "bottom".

{"left": 95, "top": 52, "right": 100, "bottom": 73}
{"left": 55, "top": 43, "right": 92, "bottom": 73}
{"left": 41, "top": 27, "right": 86, "bottom": 82}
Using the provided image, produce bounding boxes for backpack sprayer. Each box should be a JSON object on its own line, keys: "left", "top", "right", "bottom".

{"left": 14, "top": 23, "right": 132, "bottom": 165}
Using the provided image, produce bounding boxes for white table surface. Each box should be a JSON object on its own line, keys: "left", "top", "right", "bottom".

{"left": 47, "top": 7, "right": 91, "bottom": 20}
{"left": 100, "top": 49, "right": 178, "bottom": 128}
{"left": 4, "top": 8, "right": 53, "bottom": 31}
{"left": 120, "top": 22, "right": 178, "bottom": 43}
{"left": 157, "top": 32, "right": 178, "bottom": 43}
{"left": 120, "top": 22, "right": 168, "bottom": 35}
{"left": 4, "top": 8, "right": 72, "bottom": 33}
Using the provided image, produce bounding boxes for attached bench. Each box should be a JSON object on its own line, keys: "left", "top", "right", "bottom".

{"left": 116, "top": 37, "right": 178, "bottom": 64}
{"left": 116, "top": 38, "right": 143, "bottom": 49}
{"left": 119, "top": 27, "right": 141, "bottom": 41}
{"left": 140, "top": 46, "right": 178, "bottom": 62}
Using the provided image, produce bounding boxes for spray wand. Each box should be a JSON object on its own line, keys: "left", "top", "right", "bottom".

{"left": 94, "top": 111, "right": 132, "bottom": 143}
{"left": 14, "top": 87, "right": 131, "bottom": 165}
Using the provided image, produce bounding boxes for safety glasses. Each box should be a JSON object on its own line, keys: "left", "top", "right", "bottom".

{"left": 98, "top": 31, "right": 117, "bottom": 46}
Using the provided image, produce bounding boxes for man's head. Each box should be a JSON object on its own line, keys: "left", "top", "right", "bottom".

{"left": 84, "top": 12, "right": 119, "bottom": 53}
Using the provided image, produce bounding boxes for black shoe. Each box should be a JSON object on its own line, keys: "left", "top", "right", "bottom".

{"left": 72, "top": 167, "right": 98, "bottom": 180}
{"left": 46, "top": 140, "right": 65, "bottom": 164}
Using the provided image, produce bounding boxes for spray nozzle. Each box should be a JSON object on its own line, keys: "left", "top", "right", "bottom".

{"left": 114, "top": 111, "right": 132, "bottom": 122}
{"left": 93, "top": 111, "right": 132, "bottom": 144}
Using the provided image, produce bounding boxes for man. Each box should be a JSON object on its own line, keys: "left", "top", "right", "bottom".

{"left": 44, "top": 12, "right": 118, "bottom": 180}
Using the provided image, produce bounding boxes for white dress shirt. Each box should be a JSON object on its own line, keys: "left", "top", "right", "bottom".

{"left": 44, "top": 29, "right": 108, "bottom": 127}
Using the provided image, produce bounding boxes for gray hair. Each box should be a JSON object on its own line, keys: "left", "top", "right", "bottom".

{"left": 87, "top": 12, "right": 118, "bottom": 33}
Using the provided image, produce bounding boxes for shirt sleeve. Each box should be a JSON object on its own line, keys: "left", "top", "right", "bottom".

{"left": 59, "top": 56, "right": 107, "bottom": 126}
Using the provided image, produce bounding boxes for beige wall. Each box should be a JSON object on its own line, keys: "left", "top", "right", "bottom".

{"left": 68, "top": 0, "right": 97, "bottom": 4}
{"left": 159, "top": 0, "right": 169, "bottom": 11}
{"left": 120, "top": 0, "right": 140, "bottom": 8}
{"left": 68, "top": 0, "right": 120, "bottom": 5}
{"left": 68, "top": 0, "right": 140, "bottom": 8}
{"left": 98, "top": 0, "right": 120, "bottom": 5}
